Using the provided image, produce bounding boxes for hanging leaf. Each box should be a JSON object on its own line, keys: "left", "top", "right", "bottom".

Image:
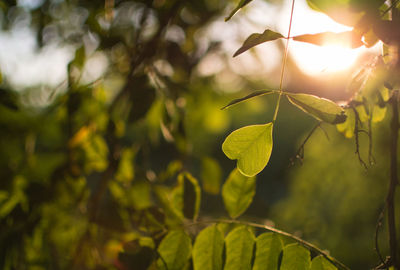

{"left": 280, "top": 243, "right": 311, "bottom": 270}
{"left": 225, "top": 0, "right": 253, "bottom": 21}
{"left": 201, "top": 157, "right": 222, "bottom": 195}
{"left": 293, "top": 31, "right": 363, "bottom": 48}
{"left": 233, "top": 30, "right": 284, "bottom": 57}
{"left": 157, "top": 230, "right": 192, "bottom": 270}
{"left": 286, "top": 93, "right": 346, "bottom": 124}
{"left": 221, "top": 90, "right": 278, "bottom": 110}
{"left": 224, "top": 226, "right": 254, "bottom": 270}
{"left": 253, "top": 233, "right": 283, "bottom": 270}
{"left": 222, "top": 123, "right": 273, "bottom": 177}
{"left": 336, "top": 108, "right": 355, "bottom": 138}
{"left": 171, "top": 172, "right": 201, "bottom": 220}
{"left": 311, "top": 255, "right": 337, "bottom": 270}
{"left": 193, "top": 225, "right": 224, "bottom": 270}
{"left": 222, "top": 169, "right": 256, "bottom": 219}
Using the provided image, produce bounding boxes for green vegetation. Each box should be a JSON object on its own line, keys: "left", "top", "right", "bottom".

{"left": 1, "top": 0, "right": 400, "bottom": 269}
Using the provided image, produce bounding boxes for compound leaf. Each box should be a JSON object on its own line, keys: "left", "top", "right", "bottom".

{"left": 193, "top": 225, "right": 224, "bottom": 270}
{"left": 157, "top": 230, "right": 192, "bottom": 270}
{"left": 224, "top": 226, "right": 254, "bottom": 270}
{"left": 253, "top": 233, "right": 283, "bottom": 270}
{"left": 311, "top": 255, "right": 337, "bottom": 270}
{"left": 280, "top": 243, "right": 311, "bottom": 270}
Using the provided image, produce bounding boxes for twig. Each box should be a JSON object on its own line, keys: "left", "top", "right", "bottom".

{"left": 352, "top": 106, "right": 368, "bottom": 169}
{"left": 290, "top": 122, "right": 321, "bottom": 166}
{"left": 374, "top": 204, "right": 386, "bottom": 268}
{"left": 387, "top": 91, "right": 399, "bottom": 268}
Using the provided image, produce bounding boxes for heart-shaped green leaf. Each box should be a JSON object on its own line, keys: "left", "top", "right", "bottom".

{"left": 222, "top": 123, "right": 273, "bottom": 177}
{"left": 286, "top": 93, "right": 346, "bottom": 124}
{"left": 233, "top": 30, "right": 284, "bottom": 57}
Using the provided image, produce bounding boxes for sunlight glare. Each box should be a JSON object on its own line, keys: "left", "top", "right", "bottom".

{"left": 280, "top": 0, "right": 369, "bottom": 75}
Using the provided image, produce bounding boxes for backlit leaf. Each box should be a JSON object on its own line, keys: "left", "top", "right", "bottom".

{"left": 222, "top": 123, "right": 273, "bottom": 177}
{"left": 225, "top": 0, "right": 253, "bottom": 21}
{"left": 222, "top": 169, "right": 256, "bottom": 219}
{"left": 193, "top": 225, "right": 224, "bottom": 270}
{"left": 280, "top": 243, "right": 311, "bottom": 270}
{"left": 253, "top": 233, "right": 283, "bottom": 270}
{"left": 286, "top": 93, "right": 346, "bottom": 124}
{"left": 157, "top": 230, "right": 192, "bottom": 270}
{"left": 171, "top": 172, "right": 201, "bottom": 220}
{"left": 221, "top": 90, "right": 277, "bottom": 110}
{"left": 311, "top": 255, "right": 337, "bottom": 270}
{"left": 224, "top": 226, "right": 254, "bottom": 270}
{"left": 202, "top": 157, "right": 222, "bottom": 195}
{"left": 293, "top": 31, "right": 363, "bottom": 48}
{"left": 336, "top": 108, "right": 355, "bottom": 138}
{"left": 233, "top": 30, "right": 284, "bottom": 57}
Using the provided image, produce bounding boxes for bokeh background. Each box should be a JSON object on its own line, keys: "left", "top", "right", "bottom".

{"left": 0, "top": 0, "right": 398, "bottom": 269}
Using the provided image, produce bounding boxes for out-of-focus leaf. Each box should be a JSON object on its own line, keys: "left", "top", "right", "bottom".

{"left": 115, "top": 148, "right": 135, "bottom": 182}
{"left": 222, "top": 123, "right": 273, "bottom": 177}
{"left": 221, "top": 90, "right": 277, "bottom": 110}
{"left": 362, "top": 28, "right": 379, "bottom": 48}
{"left": 311, "top": 255, "right": 337, "bottom": 270}
{"left": 222, "top": 169, "right": 256, "bottom": 219}
{"left": 292, "top": 31, "right": 363, "bottom": 48}
{"left": 336, "top": 108, "right": 355, "bottom": 138}
{"left": 157, "top": 230, "right": 192, "bottom": 270}
{"left": 0, "top": 88, "right": 19, "bottom": 111}
{"left": 372, "top": 105, "right": 387, "bottom": 122}
{"left": 280, "top": 243, "right": 311, "bottom": 270}
{"left": 253, "top": 233, "right": 283, "bottom": 270}
{"left": 130, "top": 181, "right": 152, "bottom": 210}
{"left": 201, "top": 157, "right": 222, "bottom": 195}
{"left": 193, "top": 225, "right": 224, "bottom": 270}
{"left": 171, "top": 172, "right": 201, "bottom": 220}
{"left": 286, "top": 93, "right": 346, "bottom": 124}
{"left": 225, "top": 0, "right": 253, "bottom": 21}
{"left": 233, "top": 30, "right": 284, "bottom": 57}
{"left": 224, "top": 226, "right": 254, "bottom": 270}
{"left": 306, "top": 0, "right": 363, "bottom": 26}
{"left": 373, "top": 19, "right": 400, "bottom": 45}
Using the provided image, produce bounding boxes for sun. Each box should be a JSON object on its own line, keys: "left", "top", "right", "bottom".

{"left": 280, "top": 0, "right": 373, "bottom": 75}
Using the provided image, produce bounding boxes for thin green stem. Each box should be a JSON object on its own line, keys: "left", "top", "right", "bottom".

{"left": 186, "top": 219, "right": 351, "bottom": 270}
{"left": 272, "top": 0, "right": 295, "bottom": 123}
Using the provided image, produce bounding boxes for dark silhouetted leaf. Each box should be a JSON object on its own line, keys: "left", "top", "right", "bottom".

{"left": 280, "top": 243, "right": 311, "bottom": 270}
{"left": 293, "top": 31, "right": 363, "bottom": 48}
{"left": 253, "top": 233, "right": 283, "bottom": 270}
{"left": 222, "top": 169, "right": 256, "bottom": 219}
{"left": 193, "top": 225, "right": 224, "bottom": 270}
{"left": 171, "top": 172, "right": 201, "bottom": 220}
{"left": 224, "top": 226, "right": 254, "bottom": 270}
{"left": 286, "top": 93, "right": 346, "bottom": 124}
{"left": 233, "top": 30, "right": 284, "bottom": 57}
{"left": 225, "top": 0, "right": 253, "bottom": 21}
{"left": 157, "top": 230, "right": 192, "bottom": 270}
{"left": 221, "top": 90, "right": 278, "bottom": 110}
